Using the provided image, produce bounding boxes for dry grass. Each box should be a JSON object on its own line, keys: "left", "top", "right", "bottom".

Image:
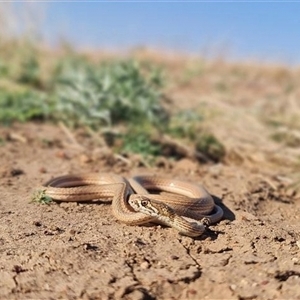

{"left": 141, "top": 50, "right": 300, "bottom": 171}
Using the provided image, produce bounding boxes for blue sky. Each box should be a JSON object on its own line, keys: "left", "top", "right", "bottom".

{"left": 34, "top": 2, "right": 300, "bottom": 64}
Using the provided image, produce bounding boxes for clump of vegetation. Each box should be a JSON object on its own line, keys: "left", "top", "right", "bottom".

{"left": 271, "top": 131, "right": 300, "bottom": 148}
{"left": 195, "top": 133, "right": 225, "bottom": 162}
{"left": 51, "top": 57, "right": 167, "bottom": 128}
{"left": 119, "top": 129, "right": 162, "bottom": 157}
{"left": 0, "top": 59, "right": 9, "bottom": 77}
{"left": 168, "top": 110, "right": 204, "bottom": 140}
{"left": 18, "top": 55, "right": 41, "bottom": 87}
{"left": 0, "top": 90, "right": 50, "bottom": 124}
{"left": 0, "top": 40, "right": 225, "bottom": 163}
{"left": 166, "top": 109, "right": 225, "bottom": 162}
{"left": 31, "top": 189, "right": 53, "bottom": 205}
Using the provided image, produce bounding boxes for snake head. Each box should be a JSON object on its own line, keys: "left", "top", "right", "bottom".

{"left": 128, "top": 195, "right": 175, "bottom": 219}
{"left": 128, "top": 195, "right": 153, "bottom": 213}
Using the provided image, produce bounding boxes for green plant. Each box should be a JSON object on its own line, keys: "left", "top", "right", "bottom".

{"left": 195, "top": 133, "right": 225, "bottom": 162}
{"left": 18, "top": 55, "right": 41, "bottom": 87}
{"left": 120, "top": 129, "right": 162, "bottom": 157}
{"left": 162, "top": 109, "right": 225, "bottom": 162}
{"left": 51, "top": 58, "right": 167, "bottom": 129}
{"left": 31, "top": 189, "right": 53, "bottom": 205}
{"left": 0, "top": 44, "right": 225, "bottom": 162}
{"left": 0, "top": 59, "right": 9, "bottom": 77}
{"left": 271, "top": 131, "right": 300, "bottom": 148}
{"left": 168, "top": 110, "right": 204, "bottom": 140}
{"left": 0, "top": 90, "right": 51, "bottom": 124}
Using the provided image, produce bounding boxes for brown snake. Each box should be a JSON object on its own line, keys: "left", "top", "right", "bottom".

{"left": 40, "top": 173, "right": 223, "bottom": 237}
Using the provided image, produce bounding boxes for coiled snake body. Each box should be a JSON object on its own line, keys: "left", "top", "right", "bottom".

{"left": 41, "top": 173, "right": 223, "bottom": 237}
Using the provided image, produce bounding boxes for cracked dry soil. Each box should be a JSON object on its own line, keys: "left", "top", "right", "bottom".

{"left": 0, "top": 122, "right": 300, "bottom": 300}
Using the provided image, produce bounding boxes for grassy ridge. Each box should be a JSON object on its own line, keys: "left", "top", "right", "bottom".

{"left": 0, "top": 43, "right": 225, "bottom": 162}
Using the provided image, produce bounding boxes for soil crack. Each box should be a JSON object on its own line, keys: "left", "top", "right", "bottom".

{"left": 274, "top": 270, "right": 300, "bottom": 282}
{"left": 11, "top": 265, "right": 27, "bottom": 291}
{"left": 122, "top": 259, "right": 154, "bottom": 300}
{"left": 177, "top": 239, "right": 202, "bottom": 282}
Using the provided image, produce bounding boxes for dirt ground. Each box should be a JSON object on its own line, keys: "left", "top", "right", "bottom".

{"left": 1, "top": 56, "right": 300, "bottom": 299}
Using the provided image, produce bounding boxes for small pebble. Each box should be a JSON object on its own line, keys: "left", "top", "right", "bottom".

{"left": 171, "top": 255, "right": 179, "bottom": 260}
{"left": 79, "top": 154, "right": 92, "bottom": 164}
{"left": 140, "top": 261, "right": 150, "bottom": 269}
{"left": 39, "top": 167, "right": 47, "bottom": 173}
{"left": 33, "top": 221, "right": 42, "bottom": 227}
{"left": 292, "top": 257, "right": 299, "bottom": 265}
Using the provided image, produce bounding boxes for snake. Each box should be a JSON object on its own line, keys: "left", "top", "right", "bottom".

{"left": 40, "top": 173, "right": 223, "bottom": 237}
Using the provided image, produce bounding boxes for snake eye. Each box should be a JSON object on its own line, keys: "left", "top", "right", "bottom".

{"left": 141, "top": 200, "right": 148, "bottom": 207}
